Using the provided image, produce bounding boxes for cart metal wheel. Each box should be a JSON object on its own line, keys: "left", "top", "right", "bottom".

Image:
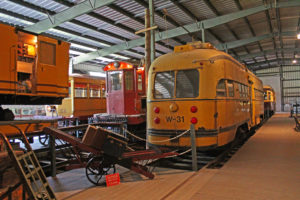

{"left": 38, "top": 134, "right": 49, "bottom": 146}
{"left": 85, "top": 156, "right": 116, "bottom": 186}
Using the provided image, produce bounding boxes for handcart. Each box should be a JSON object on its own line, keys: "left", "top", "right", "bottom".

{"left": 0, "top": 124, "right": 56, "bottom": 200}
{"left": 43, "top": 126, "right": 178, "bottom": 186}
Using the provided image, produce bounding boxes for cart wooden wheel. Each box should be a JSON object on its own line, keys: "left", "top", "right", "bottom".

{"left": 38, "top": 134, "right": 49, "bottom": 146}
{"left": 85, "top": 156, "right": 116, "bottom": 186}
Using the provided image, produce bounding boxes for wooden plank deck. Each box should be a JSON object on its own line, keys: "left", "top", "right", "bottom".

{"left": 49, "top": 113, "right": 300, "bottom": 200}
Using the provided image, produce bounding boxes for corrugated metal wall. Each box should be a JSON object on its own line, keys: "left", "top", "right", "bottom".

{"left": 255, "top": 65, "right": 300, "bottom": 111}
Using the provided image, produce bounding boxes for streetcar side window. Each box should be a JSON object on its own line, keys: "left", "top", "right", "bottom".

{"left": 89, "top": 85, "right": 101, "bottom": 98}
{"left": 238, "top": 83, "right": 242, "bottom": 97}
{"left": 74, "top": 83, "right": 87, "bottom": 98}
{"left": 227, "top": 80, "right": 234, "bottom": 97}
{"left": 216, "top": 79, "right": 226, "bottom": 97}
{"left": 176, "top": 69, "right": 199, "bottom": 98}
{"left": 154, "top": 71, "right": 175, "bottom": 99}
{"left": 239, "top": 84, "right": 248, "bottom": 98}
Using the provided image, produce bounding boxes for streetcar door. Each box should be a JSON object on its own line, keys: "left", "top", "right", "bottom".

{"left": 123, "top": 69, "right": 136, "bottom": 115}
{"left": 36, "top": 35, "right": 58, "bottom": 96}
{"left": 106, "top": 70, "right": 124, "bottom": 114}
{"left": 249, "top": 81, "right": 254, "bottom": 125}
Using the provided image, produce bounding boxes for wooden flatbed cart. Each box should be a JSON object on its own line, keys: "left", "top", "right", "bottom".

{"left": 43, "top": 126, "right": 178, "bottom": 186}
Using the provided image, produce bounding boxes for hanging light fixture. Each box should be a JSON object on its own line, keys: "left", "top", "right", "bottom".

{"left": 292, "top": 59, "right": 297, "bottom": 64}
{"left": 297, "top": 33, "right": 300, "bottom": 39}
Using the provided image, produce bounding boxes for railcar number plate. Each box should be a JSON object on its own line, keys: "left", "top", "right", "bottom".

{"left": 166, "top": 116, "right": 184, "bottom": 123}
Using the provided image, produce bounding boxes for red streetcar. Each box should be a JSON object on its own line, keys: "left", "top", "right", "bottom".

{"left": 94, "top": 61, "right": 146, "bottom": 135}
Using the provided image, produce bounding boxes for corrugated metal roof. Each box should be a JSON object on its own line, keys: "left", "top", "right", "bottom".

{"left": 211, "top": 0, "right": 239, "bottom": 14}
{"left": 0, "top": 0, "right": 298, "bottom": 72}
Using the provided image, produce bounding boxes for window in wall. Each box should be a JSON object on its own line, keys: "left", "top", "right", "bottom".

{"left": 244, "top": 85, "right": 248, "bottom": 98}
{"left": 176, "top": 69, "right": 199, "bottom": 98}
{"left": 39, "top": 41, "right": 56, "bottom": 65}
{"left": 109, "top": 71, "right": 122, "bottom": 91}
{"left": 154, "top": 71, "right": 174, "bottom": 99}
{"left": 89, "top": 85, "right": 100, "bottom": 98}
{"left": 216, "top": 79, "right": 226, "bottom": 97}
{"left": 101, "top": 85, "right": 106, "bottom": 97}
{"left": 239, "top": 84, "right": 248, "bottom": 98}
{"left": 264, "top": 92, "right": 267, "bottom": 100}
{"left": 125, "top": 71, "right": 134, "bottom": 91}
{"left": 138, "top": 74, "right": 143, "bottom": 91}
{"left": 74, "top": 83, "right": 87, "bottom": 98}
{"left": 227, "top": 80, "right": 234, "bottom": 97}
{"left": 238, "top": 83, "right": 242, "bottom": 97}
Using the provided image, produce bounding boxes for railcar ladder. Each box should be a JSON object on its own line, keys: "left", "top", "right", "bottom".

{"left": 0, "top": 126, "right": 56, "bottom": 200}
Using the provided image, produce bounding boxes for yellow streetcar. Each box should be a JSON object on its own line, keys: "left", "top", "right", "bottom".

{"left": 56, "top": 75, "right": 106, "bottom": 121}
{"left": 263, "top": 85, "right": 276, "bottom": 118}
{"left": 146, "top": 42, "right": 264, "bottom": 150}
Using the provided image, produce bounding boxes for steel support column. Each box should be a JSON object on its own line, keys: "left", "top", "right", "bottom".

{"left": 149, "top": 0, "right": 155, "bottom": 62}
{"left": 279, "top": 65, "right": 284, "bottom": 112}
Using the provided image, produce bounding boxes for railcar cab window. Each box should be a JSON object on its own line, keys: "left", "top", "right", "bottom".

{"left": 108, "top": 71, "right": 122, "bottom": 91}
{"left": 154, "top": 69, "right": 199, "bottom": 99}
{"left": 154, "top": 71, "right": 174, "bottom": 99}
{"left": 125, "top": 71, "right": 134, "bottom": 91}
{"left": 264, "top": 92, "right": 267, "bottom": 100}
{"left": 138, "top": 74, "right": 143, "bottom": 91}
{"left": 176, "top": 69, "right": 199, "bottom": 98}
{"left": 216, "top": 79, "right": 226, "bottom": 97}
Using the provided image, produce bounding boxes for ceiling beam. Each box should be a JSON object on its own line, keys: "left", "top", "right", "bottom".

{"left": 275, "top": 8, "right": 284, "bottom": 59}
{"left": 23, "top": 0, "right": 116, "bottom": 34}
{"left": 234, "top": 0, "right": 265, "bottom": 64}
{"left": 203, "top": 0, "right": 240, "bottom": 56}
{"left": 169, "top": 0, "right": 226, "bottom": 43}
{"left": 253, "top": 65, "right": 281, "bottom": 71}
{"left": 248, "top": 58, "right": 296, "bottom": 68}
{"left": 73, "top": 1, "right": 300, "bottom": 64}
{"left": 8, "top": 0, "right": 168, "bottom": 57}
{"left": 50, "top": 0, "right": 177, "bottom": 54}
{"left": 216, "top": 31, "right": 296, "bottom": 50}
{"left": 237, "top": 48, "right": 300, "bottom": 60}
{"left": 0, "top": 8, "right": 141, "bottom": 60}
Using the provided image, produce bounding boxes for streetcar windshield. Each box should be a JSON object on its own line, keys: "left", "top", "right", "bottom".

{"left": 176, "top": 69, "right": 199, "bottom": 98}
{"left": 154, "top": 69, "right": 199, "bottom": 99}
{"left": 154, "top": 71, "right": 175, "bottom": 99}
{"left": 108, "top": 71, "right": 122, "bottom": 91}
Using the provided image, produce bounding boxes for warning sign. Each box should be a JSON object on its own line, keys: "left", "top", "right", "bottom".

{"left": 106, "top": 173, "right": 120, "bottom": 187}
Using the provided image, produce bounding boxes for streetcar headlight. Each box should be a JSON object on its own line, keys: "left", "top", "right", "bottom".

{"left": 190, "top": 106, "right": 198, "bottom": 113}
{"left": 154, "top": 117, "right": 160, "bottom": 124}
{"left": 190, "top": 117, "right": 198, "bottom": 124}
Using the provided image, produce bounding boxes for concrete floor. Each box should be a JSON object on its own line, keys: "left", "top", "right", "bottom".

{"left": 50, "top": 113, "right": 300, "bottom": 200}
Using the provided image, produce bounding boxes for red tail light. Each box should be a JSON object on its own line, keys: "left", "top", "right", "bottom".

{"left": 154, "top": 107, "right": 160, "bottom": 114}
{"left": 190, "top": 106, "right": 197, "bottom": 113}
{"left": 191, "top": 117, "right": 197, "bottom": 124}
{"left": 154, "top": 117, "right": 160, "bottom": 124}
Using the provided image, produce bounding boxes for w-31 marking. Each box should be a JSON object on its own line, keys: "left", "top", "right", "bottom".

{"left": 166, "top": 116, "right": 184, "bottom": 123}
